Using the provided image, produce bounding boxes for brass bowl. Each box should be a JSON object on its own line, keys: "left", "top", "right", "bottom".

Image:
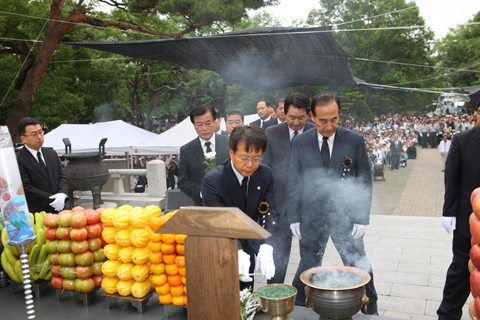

{"left": 257, "top": 284, "right": 297, "bottom": 320}
{"left": 300, "top": 266, "right": 371, "bottom": 319}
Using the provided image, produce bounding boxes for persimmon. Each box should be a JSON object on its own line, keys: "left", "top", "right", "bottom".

{"left": 159, "top": 293, "right": 172, "bottom": 304}
{"left": 148, "top": 241, "right": 162, "bottom": 253}
{"left": 172, "top": 296, "right": 185, "bottom": 306}
{"left": 156, "top": 282, "right": 170, "bottom": 295}
{"left": 178, "top": 267, "right": 186, "bottom": 277}
{"left": 151, "top": 263, "right": 165, "bottom": 275}
{"left": 162, "top": 234, "right": 175, "bottom": 244}
{"left": 168, "top": 274, "right": 182, "bottom": 287}
{"left": 163, "top": 253, "right": 177, "bottom": 265}
{"left": 176, "top": 244, "right": 185, "bottom": 255}
{"left": 165, "top": 264, "right": 179, "bottom": 276}
{"left": 149, "top": 252, "right": 163, "bottom": 264}
{"left": 175, "top": 234, "right": 187, "bottom": 244}
{"left": 175, "top": 256, "right": 185, "bottom": 268}
{"left": 161, "top": 243, "right": 176, "bottom": 254}
{"left": 170, "top": 284, "right": 185, "bottom": 297}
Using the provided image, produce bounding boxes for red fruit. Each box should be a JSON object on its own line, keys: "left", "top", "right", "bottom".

{"left": 57, "top": 213, "right": 72, "bottom": 227}
{"left": 56, "top": 227, "right": 71, "bottom": 240}
{"left": 62, "top": 279, "right": 75, "bottom": 291}
{"left": 100, "top": 236, "right": 107, "bottom": 248}
{"left": 85, "top": 224, "right": 102, "bottom": 239}
{"left": 74, "top": 278, "right": 95, "bottom": 294}
{"left": 75, "top": 251, "right": 94, "bottom": 266}
{"left": 59, "top": 253, "right": 76, "bottom": 267}
{"left": 472, "top": 188, "right": 480, "bottom": 207}
{"left": 75, "top": 266, "right": 93, "bottom": 279}
{"left": 70, "top": 228, "right": 88, "bottom": 242}
{"left": 2, "top": 193, "right": 10, "bottom": 201}
{"left": 71, "top": 240, "right": 89, "bottom": 254}
{"left": 471, "top": 269, "right": 480, "bottom": 297}
{"left": 51, "top": 276, "right": 64, "bottom": 289}
{"left": 98, "top": 222, "right": 107, "bottom": 230}
{"left": 87, "top": 238, "right": 102, "bottom": 251}
{"left": 70, "top": 214, "right": 87, "bottom": 228}
{"left": 51, "top": 265, "right": 62, "bottom": 277}
{"left": 50, "top": 252, "right": 60, "bottom": 265}
{"left": 85, "top": 211, "right": 100, "bottom": 225}
{"left": 71, "top": 206, "right": 85, "bottom": 212}
{"left": 474, "top": 237, "right": 478, "bottom": 247}
{"left": 96, "top": 207, "right": 106, "bottom": 215}
{"left": 474, "top": 287, "right": 479, "bottom": 299}
{"left": 45, "top": 228, "right": 58, "bottom": 241}
{"left": 474, "top": 195, "right": 480, "bottom": 219}
{"left": 470, "top": 259, "right": 478, "bottom": 273}
{"left": 474, "top": 297, "right": 480, "bottom": 319}
{"left": 43, "top": 214, "right": 58, "bottom": 228}
{"left": 57, "top": 240, "right": 73, "bottom": 253}
{"left": 472, "top": 245, "right": 480, "bottom": 270}
{"left": 472, "top": 220, "right": 480, "bottom": 245}
{"left": 58, "top": 210, "right": 72, "bottom": 215}
{"left": 92, "top": 275, "right": 105, "bottom": 288}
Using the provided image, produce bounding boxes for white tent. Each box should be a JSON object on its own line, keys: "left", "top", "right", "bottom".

{"left": 131, "top": 114, "right": 260, "bottom": 155}
{"left": 43, "top": 120, "right": 158, "bottom": 156}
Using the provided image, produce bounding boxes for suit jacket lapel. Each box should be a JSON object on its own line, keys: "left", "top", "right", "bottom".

{"left": 280, "top": 124, "right": 291, "bottom": 155}
{"left": 22, "top": 147, "right": 50, "bottom": 180}
{"left": 471, "top": 127, "right": 480, "bottom": 173}
{"left": 193, "top": 137, "right": 206, "bottom": 168}
{"left": 246, "top": 170, "right": 262, "bottom": 216}
{"left": 226, "top": 161, "right": 246, "bottom": 212}
{"left": 309, "top": 130, "right": 324, "bottom": 168}
{"left": 330, "top": 128, "right": 348, "bottom": 173}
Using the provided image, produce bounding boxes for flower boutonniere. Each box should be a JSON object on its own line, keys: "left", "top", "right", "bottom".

{"left": 203, "top": 151, "right": 217, "bottom": 174}
{"left": 342, "top": 156, "right": 353, "bottom": 181}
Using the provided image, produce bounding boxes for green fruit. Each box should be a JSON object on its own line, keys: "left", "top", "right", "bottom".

{"left": 1, "top": 252, "right": 19, "bottom": 283}
{"left": 39, "top": 254, "right": 51, "bottom": 279}
{"left": 3, "top": 246, "right": 17, "bottom": 268}
{"left": 29, "top": 244, "right": 40, "bottom": 271}
{"left": 15, "top": 259, "right": 23, "bottom": 283}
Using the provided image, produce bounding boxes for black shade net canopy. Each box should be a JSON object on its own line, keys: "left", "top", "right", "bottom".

{"left": 460, "top": 85, "right": 480, "bottom": 104}
{"left": 64, "top": 26, "right": 361, "bottom": 92}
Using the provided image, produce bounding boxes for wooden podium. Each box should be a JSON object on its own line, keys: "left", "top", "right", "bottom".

{"left": 157, "top": 206, "right": 271, "bottom": 320}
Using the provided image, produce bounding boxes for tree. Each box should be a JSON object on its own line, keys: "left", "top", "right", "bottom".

{"left": 1, "top": 0, "right": 275, "bottom": 141}
{"left": 305, "top": 0, "right": 438, "bottom": 115}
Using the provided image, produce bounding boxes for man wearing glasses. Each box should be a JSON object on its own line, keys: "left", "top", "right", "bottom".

{"left": 201, "top": 125, "right": 278, "bottom": 290}
{"left": 16, "top": 117, "right": 68, "bottom": 214}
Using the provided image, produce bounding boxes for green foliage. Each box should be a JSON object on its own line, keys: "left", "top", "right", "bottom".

{"left": 355, "top": 100, "right": 374, "bottom": 122}
{"left": 434, "top": 11, "right": 480, "bottom": 88}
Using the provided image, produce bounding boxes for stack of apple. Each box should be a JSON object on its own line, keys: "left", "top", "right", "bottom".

{"left": 100, "top": 205, "right": 162, "bottom": 298}
{"left": 148, "top": 210, "right": 188, "bottom": 307}
{"left": 469, "top": 188, "right": 480, "bottom": 319}
{"left": 44, "top": 206, "right": 107, "bottom": 294}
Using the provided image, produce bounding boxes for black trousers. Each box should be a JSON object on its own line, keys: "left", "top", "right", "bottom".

{"left": 422, "top": 132, "right": 429, "bottom": 148}
{"left": 292, "top": 226, "right": 378, "bottom": 314}
{"left": 437, "top": 230, "right": 471, "bottom": 320}
{"left": 239, "top": 243, "right": 256, "bottom": 291}
{"left": 267, "top": 213, "right": 292, "bottom": 284}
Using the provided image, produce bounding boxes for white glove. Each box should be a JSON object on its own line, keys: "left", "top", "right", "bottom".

{"left": 351, "top": 224, "right": 367, "bottom": 239}
{"left": 290, "top": 222, "right": 301, "bottom": 240}
{"left": 238, "top": 251, "right": 252, "bottom": 282}
{"left": 49, "top": 193, "right": 67, "bottom": 211}
{"left": 255, "top": 244, "right": 275, "bottom": 280}
{"left": 442, "top": 217, "right": 456, "bottom": 234}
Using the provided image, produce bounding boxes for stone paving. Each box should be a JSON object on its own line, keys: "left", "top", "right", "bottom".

{"left": 254, "top": 145, "right": 471, "bottom": 319}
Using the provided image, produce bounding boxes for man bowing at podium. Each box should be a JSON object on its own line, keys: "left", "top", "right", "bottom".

{"left": 201, "top": 125, "right": 278, "bottom": 290}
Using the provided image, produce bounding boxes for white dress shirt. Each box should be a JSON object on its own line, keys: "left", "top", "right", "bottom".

{"left": 317, "top": 131, "right": 335, "bottom": 157}
{"left": 25, "top": 145, "right": 46, "bottom": 165}
{"left": 288, "top": 125, "right": 306, "bottom": 141}
{"left": 439, "top": 140, "right": 451, "bottom": 154}
{"left": 199, "top": 136, "right": 215, "bottom": 154}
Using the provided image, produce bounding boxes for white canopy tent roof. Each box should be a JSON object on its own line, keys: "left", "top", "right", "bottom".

{"left": 131, "top": 114, "right": 260, "bottom": 155}
{"left": 43, "top": 120, "right": 157, "bottom": 156}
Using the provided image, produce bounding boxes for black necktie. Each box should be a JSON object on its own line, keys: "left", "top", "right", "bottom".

{"left": 321, "top": 136, "right": 330, "bottom": 169}
{"left": 291, "top": 131, "right": 298, "bottom": 145}
{"left": 37, "top": 151, "right": 47, "bottom": 169}
{"left": 261, "top": 121, "right": 266, "bottom": 129}
{"left": 205, "top": 141, "right": 212, "bottom": 153}
{"left": 241, "top": 177, "right": 248, "bottom": 207}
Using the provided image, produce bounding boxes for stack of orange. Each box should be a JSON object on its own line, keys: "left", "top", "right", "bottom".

{"left": 149, "top": 210, "right": 188, "bottom": 306}
{"left": 100, "top": 205, "right": 162, "bottom": 298}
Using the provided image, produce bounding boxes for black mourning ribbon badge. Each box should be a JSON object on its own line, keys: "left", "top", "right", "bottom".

{"left": 342, "top": 156, "right": 353, "bottom": 180}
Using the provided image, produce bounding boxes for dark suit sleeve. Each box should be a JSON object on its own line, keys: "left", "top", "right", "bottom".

{"left": 443, "top": 134, "right": 462, "bottom": 218}
{"left": 287, "top": 140, "right": 302, "bottom": 224}
{"left": 354, "top": 135, "right": 372, "bottom": 225}
{"left": 262, "top": 129, "right": 273, "bottom": 167}
{"left": 200, "top": 171, "right": 226, "bottom": 208}
{"left": 262, "top": 169, "right": 278, "bottom": 247}
{"left": 178, "top": 145, "right": 201, "bottom": 203}
{"left": 18, "top": 158, "right": 53, "bottom": 204}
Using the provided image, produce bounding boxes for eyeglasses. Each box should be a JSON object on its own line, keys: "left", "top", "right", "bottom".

{"left": 235, "top": 154, "right": 262, "bottom": 164}
{"left": 23, "top": 130, "right": 44, "bottom": 138}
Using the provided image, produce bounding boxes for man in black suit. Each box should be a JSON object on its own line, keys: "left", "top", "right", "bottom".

{"left": 16, "top": 117, "right": 68, "bottom": 213}
{"left": 224, "top": 109, "right": 244, "bottom": 136}
{"left": 287, "top": 92, "right": 378, "bottom": 314}
{"left": 390, "top": 134, "right": 402, "bottom": 170}
{"left": 178, "top": 105, "right": 229, "bottom": 206}
{"left": 437, "top": 100, "right": 480, "bottom": 320}
{"left": 263, "top": 93, "right": 315, "bottom": 284}
{"left": 202, "top": 125, "right": 278, "bottom": 290}
{"left": 250, "top": 100, "right": 275, "bottom": 130}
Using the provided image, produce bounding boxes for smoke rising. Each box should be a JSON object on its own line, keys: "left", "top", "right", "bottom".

{"left": 311, "top": 269, "right": 362, "bottom": 288}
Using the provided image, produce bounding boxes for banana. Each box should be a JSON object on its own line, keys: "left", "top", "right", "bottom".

{"left": 28, "top": 244, "right": 40, "bottom": 271}
{"left": 4, "top": 246, "right": 17, "bottom": 268}
{"left": 36, "top": 244, "right": 47, "bottom": 273}
{"left": 35, "top": 212, "right": 44, "bottom": 235}
{"left": 10, "top": 245, "right": 20, "bottom": 257}
{"left": 1, "top": 227, "right": 7, "bottom": 247}
{"left": 38, "top": 254, "right": 51, "bottom": 279}
{"left": 30, "top": 271, "right": 39, "bottom": 283}
{"left": 41, "top": 211, "right": 47, "bottom": 219}
{"left": 36, "top": 229, "right": 45, "bottom": 248}
{"left": 15, "top": 259, "right": 24, "bottom": 283}
{"left": 30, "top": 213, "right": 36, "bottom": 236}
{"left": 1, "top": 252, "right": 20, "bottom": 283}
{"left": 44, "top": 270, "right": 53, "bottom": 281}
